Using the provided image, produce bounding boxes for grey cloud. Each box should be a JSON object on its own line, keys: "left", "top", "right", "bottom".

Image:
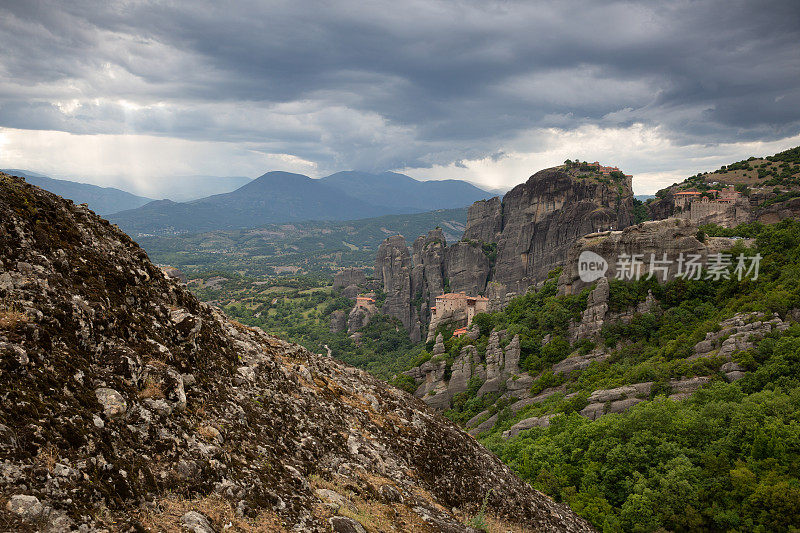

{"left": 0, "top": 0, "right": 799, "bottom": 173}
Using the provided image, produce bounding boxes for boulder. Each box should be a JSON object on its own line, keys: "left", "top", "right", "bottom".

{"left": 329, "top": 516, "right": 367, "bottom": 533}
{"left": 502, "top": 415, "right": 554, "bottom": 439}
{"left": 6, "top": 494, "right": 43, "bottom": 519}
{"left": 95, "top": 387, "right": 127, "bottom": 418}
{"left": 181, "top": 511, "right": 216, "bottom": 533}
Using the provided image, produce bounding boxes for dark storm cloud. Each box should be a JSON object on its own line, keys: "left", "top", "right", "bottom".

{"left": 1, "top": 0, "right": 799, "bottom": 171}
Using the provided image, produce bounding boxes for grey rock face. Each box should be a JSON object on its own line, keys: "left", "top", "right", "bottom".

{"left": 571, "top": 278, "right": 609, "bottom": 340}
{"left": 181, "top": 511, "right": 216, "bottom": 533}
{"left": 447, "top": 345, "right": 477, "bottom": 397}
{"left": 95, "top": 387, "right": 127, "bottom": 418}
{"left": 558, "top": 218, "right": 741, "bottom": 296}
{"left": 412, "top": 229, "right": 447, "bottom": 303}
{"left": 329, "top": 516, "right": 367, "bottom": 533}
{"left": 341, "top": 284, "right": 361, "bottom": 299}
{"left": 334, "top": 268, "right": 366, "bottom": 290}
{"left": 463, "top": 196, "right": 502, "bottom": 243}
{"left": 6, "top": 494, "right": 43, "bottom": 519}
{"left": 485, "top": 281, "right": 515, "bottom": 311}
{"left": 493, "top": 168, "right": 634, "bottom": 294}
{"left": 444, "top": 241, "right": 490, "bottom": 296}
{"left": 347, "top": 304, "right": 376, "bottom": 334}
{"left": 330, "top": 309, "right": 347, "bottom": 333}
{"left": 375, "top": 235, "right": 413, "bottom": 329}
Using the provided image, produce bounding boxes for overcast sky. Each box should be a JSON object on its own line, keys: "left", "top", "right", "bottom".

{"left": 1, "top": 0, "right": 799, "bottom": 196}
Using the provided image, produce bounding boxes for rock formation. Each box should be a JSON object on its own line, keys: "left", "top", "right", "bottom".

{"left": 570, "top": 277, "right": 610, "bottom": 341}
{"left": 463, "top": 197, "right": 502, "bottom": 242}
{"left": 411, "top": 229, "right": 447, "bottom": 303}
{"left": 0, "top": 173, "right": 592, "bottom": 532}
{"left": 333, "top": 267, "right": 366, "bottom": 290}
{"left": 756, "top": 196, "right": 800, "bottom": 224}
{"left": 405, "top": 329, "right": 525, "bottom": 412}
{"left": 161, "top": 266, "right": 187, "bottom": 283}
{"left": 347, "top": 298, "right": 377, "bottom": 334}
{"left": 410, "top": 229, "right": 447, "bottom": 335}
{"left": 374, "top": 235, "right": 413, "bottom": 332}
{"left": 558, "top": 218, "right": 742, "bottom": 296}
{"left": 445, "top": 241, "right": 490, "bottom": 296}
{"left": 329, "top": 309, "right": 347, "bottom": 333}
{"left": 491, "top": 168, "right": 634, "bottom": 293}
{"left": 374, "top": 164, "right": 635, "bottom": 340}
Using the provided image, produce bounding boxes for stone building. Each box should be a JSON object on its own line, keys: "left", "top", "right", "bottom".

{"left": 427, "top": 292, "right": 489, "bottom": 341}
{"left": 672, "top": 187, "right": 748, "bottom": 226}
{"left": 431, "top": 292, "right": 489, "bottom": 326}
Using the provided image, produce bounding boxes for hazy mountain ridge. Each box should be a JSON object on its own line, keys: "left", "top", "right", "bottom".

{"left": 110, "top": 170, "right": 493, "bottom": 236}
{"left": 1, "top": 169, "right": 154, "bottom": 215}
{"left": 320, "top": 171, "right": 494, "bottom": 211}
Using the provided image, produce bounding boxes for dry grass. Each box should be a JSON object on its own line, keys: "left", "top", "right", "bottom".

{"left": 34, "top": 443, "right": 58, "bottom": 473}
{"left": 0, "top": 309, "right": 28, "bottom": 329}
{"left": 138, "top": 377, "right": 165, "bottom": 400}
{"left": 473, "top": 515, "right": 539, "bottom": 533}
{"left": 310, "top": 472, "right": 456, "bottom": 533}
{"left": 145, "top": 358, "right": 169, "bottom": 369}
{"left": 137, "top": 493, "right": 286, "bottom": 532}
{"left": 195, "top": 424, "right": 221, "bottom": 442}
{"left": 309, "top": 475, "right": 395, "bottom": 532}
{"left": 0, "top": 297, "right": 29, "bottom": 330}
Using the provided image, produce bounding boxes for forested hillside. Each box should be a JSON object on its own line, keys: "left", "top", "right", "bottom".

{"left": 425, "top": 219, "right": 800, "bottom": 531}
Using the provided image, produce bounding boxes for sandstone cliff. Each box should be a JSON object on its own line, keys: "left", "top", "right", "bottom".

{"left": 372, "top": 165, "right": 635, "bottom": 341}
{"left": 491, "top": 168, "right": 634, "bottom": 294}
{"left": 557, "top": 218, "right": 742, "bottom": 296}
{"left": 445, "top": 241, "right": 491, "bottom": 296}
{"left": 374, "top": 235, "right": 414, "bottom": 334}
{"left": 0, "top": 173, "right": 592, "bottom": 532}
{"left": 463, "top": 197, "right": 502, "bottom": 242}
{"left": 333, "top": 267, "right": 366, "bottom": 290}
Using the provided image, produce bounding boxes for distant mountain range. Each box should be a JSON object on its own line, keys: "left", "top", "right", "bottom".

{"left": 143, "top": 175, "right": 253, "bottom": 202}
{"left": 2, "top": 169, "right": 154, "bottom": 215}
{"left": 109, "top": 170, "right": 494, "bottom": 235}
{"left": 318, "top": 171, "right": 495, "bottom": 212}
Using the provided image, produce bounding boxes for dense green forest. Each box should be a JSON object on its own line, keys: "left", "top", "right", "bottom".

{"left": 439, "top": 219, "right": 800, "bottom": 532}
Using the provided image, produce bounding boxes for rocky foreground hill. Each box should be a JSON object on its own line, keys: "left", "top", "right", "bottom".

{"left": 0, "top": 173, "right": 592, "bottom": 531}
